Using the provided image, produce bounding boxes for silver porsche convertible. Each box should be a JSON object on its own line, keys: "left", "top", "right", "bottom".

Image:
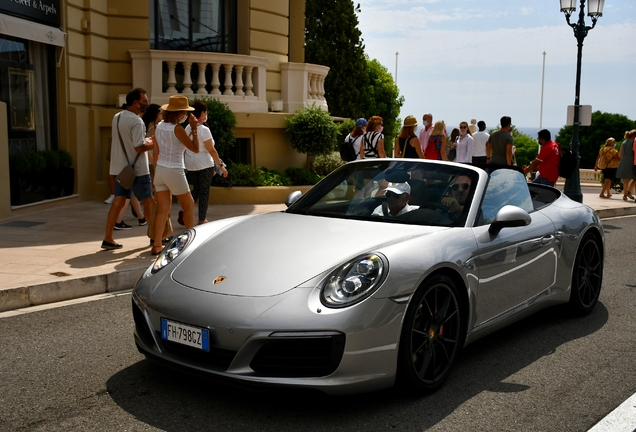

{"left": 132, "top": 159, "right": 604, "bottom": 395}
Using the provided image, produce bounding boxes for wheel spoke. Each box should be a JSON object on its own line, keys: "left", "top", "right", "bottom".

{"left": 439, "top": 308, "right": 458, "bottom": 328}
{"left": 435, "top": 289, "right": 451, "bottom": 325}
{"left": 416, "top": 347, "right": 433, "bottom": 378}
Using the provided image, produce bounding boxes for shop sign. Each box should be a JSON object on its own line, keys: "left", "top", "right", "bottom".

{"left": 0, "top": 0, "right": 60, "bottom": 28}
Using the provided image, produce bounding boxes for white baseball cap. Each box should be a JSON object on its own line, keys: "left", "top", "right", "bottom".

{"left": 385, "top": 182, "right": 411, "bottom": 195}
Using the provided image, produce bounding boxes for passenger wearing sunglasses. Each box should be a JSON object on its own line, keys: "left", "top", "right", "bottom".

{"left": 371, "top": 182, "right": 419, "bottom": 217}
{"left": 441, "top": 175, "right": 472, "bottom": 216}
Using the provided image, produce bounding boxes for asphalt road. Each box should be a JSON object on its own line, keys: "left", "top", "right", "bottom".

{"left": 1, "top": 216, "right": 635, "bottom": 432}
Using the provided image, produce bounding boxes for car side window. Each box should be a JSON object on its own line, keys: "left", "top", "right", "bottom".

{"left": 479, "top": 169, "right": 534, "bottom": 225}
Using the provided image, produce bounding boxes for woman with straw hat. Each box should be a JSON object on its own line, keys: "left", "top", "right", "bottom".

{"left": 395, "top": 115, "right": 424, "bottom": 158}
{"left": 150, "top": 95, "right": 199, "bottom": 255}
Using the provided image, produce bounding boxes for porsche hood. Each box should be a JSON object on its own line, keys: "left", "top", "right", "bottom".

{"left": 170, "top": 212, "right": 442, "bottom": 296}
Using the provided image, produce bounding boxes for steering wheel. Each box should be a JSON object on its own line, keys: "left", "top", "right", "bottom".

{"left": 424, "top": 202, "right": 456, "bottom": 222}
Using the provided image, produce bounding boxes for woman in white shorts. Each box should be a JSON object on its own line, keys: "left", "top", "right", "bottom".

{"left": 151, "top": 95, "right": 199, "bottom": 255}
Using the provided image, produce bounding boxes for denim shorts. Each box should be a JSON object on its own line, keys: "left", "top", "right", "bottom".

{"left": 532, "top": 176, "right": 555, "bottom": 187}
{"left": 114, "top": 174, "right": 152, "bottom": 200}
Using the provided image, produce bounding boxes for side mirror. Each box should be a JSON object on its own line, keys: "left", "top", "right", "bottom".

{"left": 285, "top": 190, "right": 303, "bottom": 207}
{"left": 488, "top": 205, "right": 531, "bottom": 235}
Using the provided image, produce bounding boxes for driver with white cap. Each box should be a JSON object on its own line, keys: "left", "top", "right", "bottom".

{"left": 372, "top": 182, "right": 419, "bottom": 217}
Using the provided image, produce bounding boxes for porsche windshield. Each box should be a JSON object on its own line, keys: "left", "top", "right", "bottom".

{"left": 286, "top": 160, "right": 479, "bottom": 227}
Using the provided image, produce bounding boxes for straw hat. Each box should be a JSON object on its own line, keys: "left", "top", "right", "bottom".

{"left": 161, "top": 95, "right": 195, "bottom": 112}
{"left": 403, "top": 115, "right": 418, "bottom": 128}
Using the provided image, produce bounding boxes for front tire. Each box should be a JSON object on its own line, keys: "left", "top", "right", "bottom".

{"left": 397, "top": 274, "right": 465, "bottom": 393}
{"left": 569, "top": 234, "right": 603, "bottom": 315}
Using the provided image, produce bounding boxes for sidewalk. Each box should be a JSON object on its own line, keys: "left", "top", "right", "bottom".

{"left": 1, "top": 187, "right": 634, "bottom": 313}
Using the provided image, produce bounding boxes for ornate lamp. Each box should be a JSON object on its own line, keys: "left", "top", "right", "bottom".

{"left": 559, "top": 0, "right": 604, "bottom": 203}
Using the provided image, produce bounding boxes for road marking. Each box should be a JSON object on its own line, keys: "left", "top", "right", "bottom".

{"left": 588, "top": 392, "right": 636, "bottom": 432}
{"left": 0, "top": 290, "right": 132, "bottom": 319}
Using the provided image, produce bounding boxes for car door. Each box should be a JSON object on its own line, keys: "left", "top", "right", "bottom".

{"left": 471, "top": 169, "right": 558, "bottom": 326}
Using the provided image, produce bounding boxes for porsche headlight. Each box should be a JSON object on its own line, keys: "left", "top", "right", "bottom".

{"left": 151, "top": 230, "right": 194, "bottom": 274}
{"left": 321, "top": 254, "right": 386, "bottom": 308}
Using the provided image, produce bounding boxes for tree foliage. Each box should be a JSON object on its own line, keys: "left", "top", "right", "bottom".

{"left": 363, "top": 57, "right": 404, "bottom": 152}
{"left": 555, "top": 111, "right": 636, "bottom": 169}
{"left": 305, "top": 0, "right": 403, "bottom": 151}
{"left": 511, "top": 133, "right": 538, "bottom": 168}
{"left": 305, "top": 0, "right": 368, "bottom": 119}
{"left": 286, "top": 104, "right": 339, "bottom": 156}
{"left": 194, "top": 97, "right": 237, "bottom": 157}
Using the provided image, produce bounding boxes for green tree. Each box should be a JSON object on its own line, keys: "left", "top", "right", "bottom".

{"left": 305, "top": 0, "right": 368, "bottom": 119}
{"left": 363, "top": 57, "right": 404, "bottom": 153}
{"left": 286, "top": 104, "right": 338, "bottom": 157}
{"left": 512, "top": 133, "right": 538, "bottom": 168}
{"left": 194, "top": 97, "right": 236, "bottom": 157}
{"left": 555, "top": 111, "right": 636, "bottom": 168}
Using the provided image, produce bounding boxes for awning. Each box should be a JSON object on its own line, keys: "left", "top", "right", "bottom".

{"left": 0, "top": 13, "right": 65, "bottom": 48}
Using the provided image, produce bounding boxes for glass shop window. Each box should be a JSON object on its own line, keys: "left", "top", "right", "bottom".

{"left": 150, "top": 0, "right": 237, "bottom": 53}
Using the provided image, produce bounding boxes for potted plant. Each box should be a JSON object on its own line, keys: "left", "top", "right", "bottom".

{"left": 8, "top": 151, "right": 46, "bottom": 205}
{"left": 55, "top": 149, "right": 74, "bottom": 196}
{"left": 39, "top": 149, "right": 61, "bottom": 198}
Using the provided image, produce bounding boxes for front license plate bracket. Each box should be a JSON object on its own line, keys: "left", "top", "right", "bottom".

{"left": 161, "top": 318, "right": 210, "bottom": 351}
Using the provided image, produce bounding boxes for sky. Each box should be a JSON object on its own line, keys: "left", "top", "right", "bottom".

{"left": 354, "top": 0, "right": 635, "bottom": 132}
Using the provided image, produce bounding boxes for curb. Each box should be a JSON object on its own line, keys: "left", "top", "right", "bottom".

{"left": 594, "top": 207, "right": 636, "bottom": 219}
{"left": 0, "top": 267, "right": 146, "bottom": 313}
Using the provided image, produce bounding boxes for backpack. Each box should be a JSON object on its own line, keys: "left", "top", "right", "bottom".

{"left": 340, "top": 135, "right": 358, "bottom": 162}
{"left": 559, "top": 146, "right": 576, "bottom": 178}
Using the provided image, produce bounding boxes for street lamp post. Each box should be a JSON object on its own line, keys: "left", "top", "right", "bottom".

{"left": 395, "top": 52, "right": 399, "bottom": 85}
{"left": 560, "top": 0, "right": 604, "bottom": 203}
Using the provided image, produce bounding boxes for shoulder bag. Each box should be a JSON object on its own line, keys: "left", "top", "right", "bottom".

{"left": 114, "top": 113, "right": 141, "bottom": 190}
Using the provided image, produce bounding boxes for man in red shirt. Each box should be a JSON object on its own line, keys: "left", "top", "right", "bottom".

{"left": 523, "top": 129, "right": 560, "bottom": 186}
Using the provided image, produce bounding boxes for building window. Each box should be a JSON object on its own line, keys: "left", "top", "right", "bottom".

{"left": 151, "top": 0, "right": 236, "bottom": 53}
{"left": 8, "top": 68, "right": 34, "bottom": 130}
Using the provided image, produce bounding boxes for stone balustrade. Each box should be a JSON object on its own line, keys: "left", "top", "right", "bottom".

{"left": 281, "top": 62, "right": 329, "bottom": 113}
{"left": 557, "top": 168, "right": 602, "bottom": 185}
{"left": 129, "top": 50, "right": 270, "bottom": 113}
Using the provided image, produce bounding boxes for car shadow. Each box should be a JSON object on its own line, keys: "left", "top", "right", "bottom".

{"left": 105, "top": 302, "right": 608, "bottom": 431}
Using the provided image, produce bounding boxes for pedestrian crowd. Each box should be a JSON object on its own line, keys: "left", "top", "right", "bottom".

{"left": 344, "top": 112, "right": 636, "bottom": 196}
{"left": 101, "top": 89, "right": 227, "bottom": 253}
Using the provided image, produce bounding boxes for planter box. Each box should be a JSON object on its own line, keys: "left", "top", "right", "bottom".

{"left": 208, "top": 185, "right": 313, "bottom": 205}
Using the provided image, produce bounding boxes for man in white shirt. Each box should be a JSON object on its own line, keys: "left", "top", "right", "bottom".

{"left": 372, "top": 182, "right": 419, "bottom": 217}
{"left": 418, "top": 113, "right": 433, "bottom": 153}
{"left": 102, "top": 88, "right": 154, "bottom": 250}
{"left": 472, "top": 120, "right": 489, "bottom": 164}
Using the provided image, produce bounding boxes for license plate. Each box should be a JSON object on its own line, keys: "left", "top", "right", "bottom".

{"left": 161, "top": 318, "right": 210, "bottom": 351}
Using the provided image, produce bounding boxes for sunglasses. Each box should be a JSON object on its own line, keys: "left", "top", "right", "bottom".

{"left": 385, "top": 191, "right": 402, "bottom": 199}
{"left": 460, "top": 126, "right": 468, "bottom": 129}
{"left": 451, "top": 183, "right": 470, "bottom": 191}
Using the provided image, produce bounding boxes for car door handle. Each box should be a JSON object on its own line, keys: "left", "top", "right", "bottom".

{"left": 540, "top": 235, "right": 555, "bottom": 246}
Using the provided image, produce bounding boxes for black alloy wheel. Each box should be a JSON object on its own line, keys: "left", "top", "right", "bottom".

{"left": 397, "top": 274, "right": 465, "bottom": 393}
{"left": 569, "top": 234, "right": 603, "bottom": 315}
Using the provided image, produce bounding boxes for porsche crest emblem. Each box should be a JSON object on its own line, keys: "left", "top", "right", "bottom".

{"left": 213, "top": 276, "right": 227, "bottom": 284}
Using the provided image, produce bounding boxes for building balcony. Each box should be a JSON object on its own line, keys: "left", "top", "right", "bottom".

{"left": 128, "top": 50, "right": 329, "bottom": 114}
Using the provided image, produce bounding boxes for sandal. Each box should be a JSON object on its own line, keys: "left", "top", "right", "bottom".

{"left": 151, "top": 246, "right": 163, "bottom": 256}
{"left": 623, "top": 195, "right": 628, "bottom": 201}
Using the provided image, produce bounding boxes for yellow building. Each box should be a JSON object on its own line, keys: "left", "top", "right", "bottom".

{"left": 0, "top": 0, "right": 329, "bottom": 219}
